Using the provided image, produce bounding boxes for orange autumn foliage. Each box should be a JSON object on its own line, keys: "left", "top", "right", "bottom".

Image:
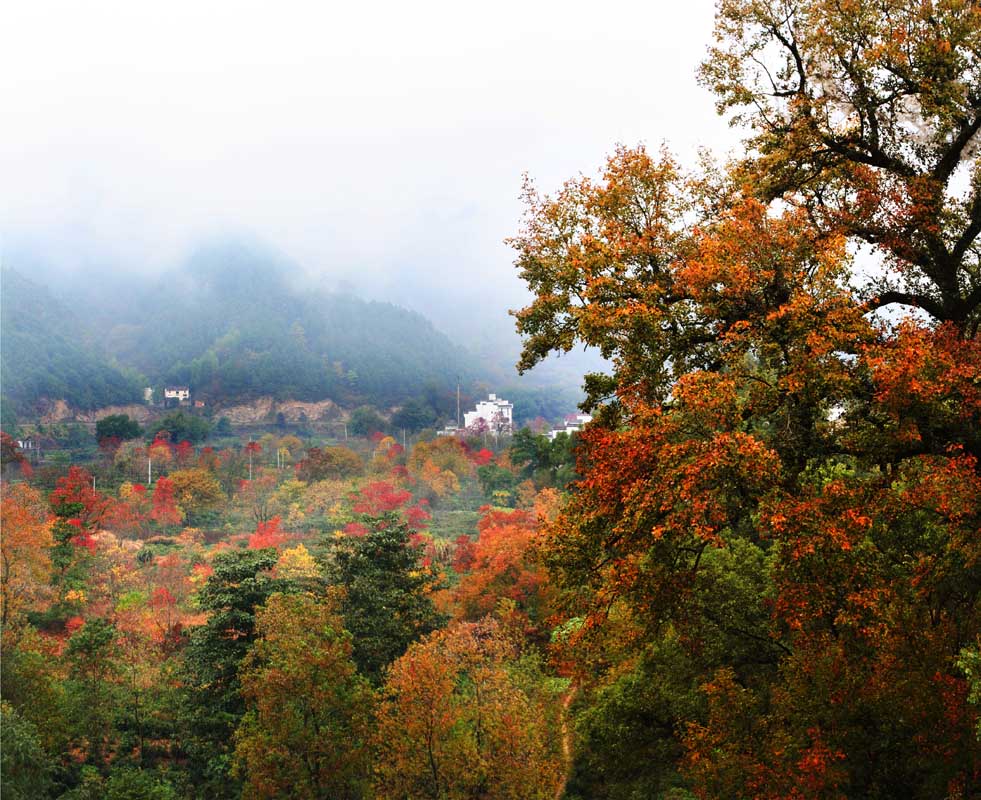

{"left": 247, "top": 517, "right": 288, "bottom": 550}
{"left": 1, "top": 483, "right": 53, "bottom": 626}
{"left": 373, "top": 618, "right": 563, "bottom": 800}
{"left": 514, "top": 143, "right": 980, "bottom": 794}
{"left": 452, "top": 506, "right": 554, "bottom": 631}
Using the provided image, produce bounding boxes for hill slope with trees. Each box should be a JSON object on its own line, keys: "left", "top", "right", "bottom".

{"left": 1, "top": 269, "right": 145, "bottom": 417}
{"left": 2, "top": 242, "right": 479, "bottom": 415}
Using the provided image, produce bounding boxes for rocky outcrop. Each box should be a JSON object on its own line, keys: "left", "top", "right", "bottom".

{"left": 36, "top": 396, "right": 339, "bottom": 427}
{"left": 38, "top": 399, "right": 73, "bottom": 424}
{"left": 76, "top": 404, "right": 156, "bottom": 424}
{"left": 39, "top": 400, "right": 156, "bottom": 425}
{"left": 214, "top": 397, "right": 339, "bottom": 425}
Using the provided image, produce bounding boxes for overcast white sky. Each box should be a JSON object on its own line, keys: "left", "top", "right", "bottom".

{"left": 1, "top": 0, "right": 739, "bottom": 353}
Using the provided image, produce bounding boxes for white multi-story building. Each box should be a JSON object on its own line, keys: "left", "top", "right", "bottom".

{"left": 464, "top": 393, "right": 513, "bottom": 433}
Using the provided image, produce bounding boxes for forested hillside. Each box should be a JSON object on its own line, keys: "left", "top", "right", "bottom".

{"left": 1, "top": 269, "right": 144, "bottom": 414}
{"left": 107, "top": 242, "right": 475, "bottom": 406}
{"left": 3, "top": 243, "right": 477, "bottom": 414}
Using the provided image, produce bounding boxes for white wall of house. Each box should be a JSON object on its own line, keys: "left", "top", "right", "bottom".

{"left": 547, "top": 412, "right": 592, "bottom": 440}
{"left": 464, "top": 393, "right": 513, "bottom": 431}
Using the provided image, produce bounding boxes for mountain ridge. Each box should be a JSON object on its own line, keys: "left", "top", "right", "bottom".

{"left": 1, "top": 242, "right": 476, "bottom": 418}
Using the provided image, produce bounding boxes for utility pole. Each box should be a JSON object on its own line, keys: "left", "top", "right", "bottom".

{"left": 456, "top": 378, "right": 461, "bottom": 428}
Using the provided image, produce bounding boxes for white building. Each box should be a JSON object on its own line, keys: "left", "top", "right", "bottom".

{"left": 164, "top": 386, "right": 191, "bottom": 403}
{"left": 464, "top": 393, "right": 513, "bottom": 433}
{"left": 547, "top": 412, "right": 592, "bottom": 440}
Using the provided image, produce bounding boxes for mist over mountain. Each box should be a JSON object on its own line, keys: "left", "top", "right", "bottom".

{"left": 0, "top": 268, "right": 144, "bottom": 415}
{"left": 367, "top": 271, "right": 609, "bottom": 390}
{"left": 1, "top": 238, "right": 586, "bottom": 422}
{"left": 4, "top": 229, "right": 606, "bottom": 393}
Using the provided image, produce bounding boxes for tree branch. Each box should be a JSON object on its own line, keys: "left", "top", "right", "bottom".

{"left": 865, "top": 290, "right": 947, "bottom": 321}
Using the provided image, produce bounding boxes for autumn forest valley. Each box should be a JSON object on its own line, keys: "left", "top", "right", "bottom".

{"left": 2, "top": 2, "right": 981, "bottom": 798}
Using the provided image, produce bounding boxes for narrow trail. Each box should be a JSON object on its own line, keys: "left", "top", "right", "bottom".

{"left": 555, "top": 684, "right": 578, "bottom": 800}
